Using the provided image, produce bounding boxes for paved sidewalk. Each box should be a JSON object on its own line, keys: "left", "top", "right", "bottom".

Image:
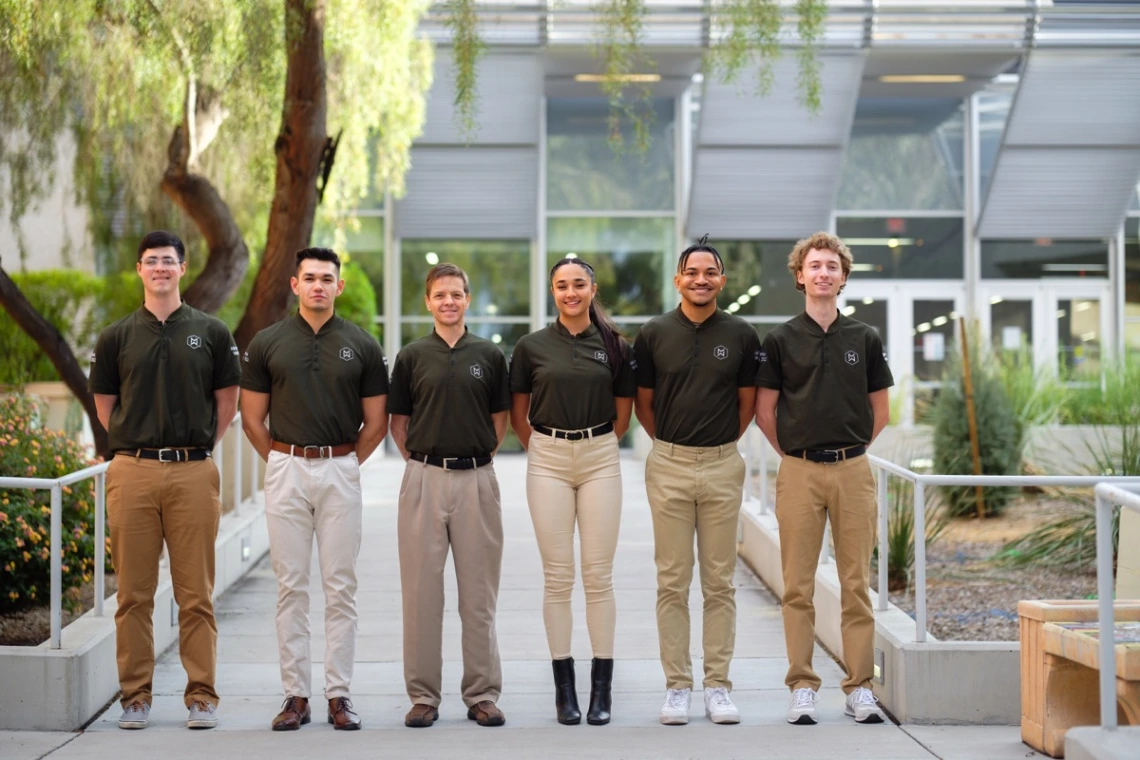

{"left": 3, "top": 452, "right": 1038, "bottom": 759}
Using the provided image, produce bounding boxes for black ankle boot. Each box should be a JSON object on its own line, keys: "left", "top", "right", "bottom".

{"left": 586, "top": 657, "right": 613, "bottom": 725}
{"left": 552, "top": 657, "right": 581, "bottom": 725}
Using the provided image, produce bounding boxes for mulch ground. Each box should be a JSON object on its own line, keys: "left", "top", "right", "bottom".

{"left": 0, "top": 575, "right": 118, "bottom": 646}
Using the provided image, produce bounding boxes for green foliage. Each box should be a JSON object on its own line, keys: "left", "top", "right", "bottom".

{"left": 337, "top": 260, "right": 379, "bottom": 339}
{"left": 596, "top": 0, "right": 656, "bottom": 154}
{"left": 872, "top": 460, "right": 952, "bottom": 592}
{"left": 443, "top": 0, "right": 484, "bottom": 143}
{"left": 994, "top": 506, "right": 1118, "bottom": 571}
{"left": 0, "top": 270, "right": 140, "bottom": 385}
{"left": 994, "top": 347, "right": 1066, "bottom": 428}
{"left": 932, "top": 331, "right": 1024, "bottom": 517}
{"left": 0, "top": 394, "right": 108, "bottom": 614}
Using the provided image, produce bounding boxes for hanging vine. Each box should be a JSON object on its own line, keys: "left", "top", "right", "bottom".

{"left": 795, "top": 0, "right": 826, "bottom": 112}
{"left": 595, "top": 0, "right": 655, "bottom": 153}
{"left": 445, "top": 0, "right": 484, "bottom": 142}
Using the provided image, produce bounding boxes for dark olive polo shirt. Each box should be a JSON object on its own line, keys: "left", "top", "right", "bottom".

{"left": 388, "top": 330, "right": 511, "bottom": 458}
{"left": 239, "top": 313, "right": 389, "bottom": 447}
{"left": 633, "top": 307, "right": 761, "bottom": 447}
{"left": 510, "top": 321, "right": 636, "bottom": 430}
{"left": 756, "top": 311, "right": 894, "bottom": 452}
{"left": 88, "top": 304, "right": 241, "bottom": 452}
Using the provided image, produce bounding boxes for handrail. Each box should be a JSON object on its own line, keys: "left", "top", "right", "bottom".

{"left": 1093, "top": 483, "right": 1140, "bottom": 730}
{"left": 0, "top": 412, "right": 258, "bottom": 649}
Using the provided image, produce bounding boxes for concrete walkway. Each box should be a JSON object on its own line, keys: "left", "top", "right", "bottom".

{"left": 3, "top": 453, "right": 1039, "bottom": 759}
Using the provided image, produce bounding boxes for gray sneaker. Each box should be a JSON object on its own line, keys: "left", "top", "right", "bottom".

{"left": 118, "top": 700, "right": 150, "bottom": 729}
{"left": 187, "top": 699, "right": 218, "bottom": 729}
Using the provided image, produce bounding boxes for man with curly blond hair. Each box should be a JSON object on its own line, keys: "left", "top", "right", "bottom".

{"left": 754, "top": 231, "right": 893, "bottom": 726}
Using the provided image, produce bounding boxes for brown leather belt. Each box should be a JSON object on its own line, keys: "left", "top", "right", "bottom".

{"left": 270, "top": 441, "right": 355, "bottom": 459}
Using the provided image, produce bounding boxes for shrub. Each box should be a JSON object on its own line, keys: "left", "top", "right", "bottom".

{"left": 872, "top": 458, "right": 952, "bottom": 592}
{"left": 932, "top": 330, "right": 1024, "bottom": 518}
{"left": 0, "top": 394, "right": 108, "bottom": 613}
{"left": 336, "top": 260, "right": 379, "bottom": 339}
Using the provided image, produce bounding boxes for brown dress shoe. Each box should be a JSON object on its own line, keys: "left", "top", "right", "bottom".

{"left": 466, "top": 700, "right": 506, "bottom": 727}
{"left": 405, "top": 703, "right": 440, "bottom": 728}
{"left": 272, "top": 696, "right": 310, "bottom": 731}
{"left": 328, "top": 697, "right": 362, "bottom": 730}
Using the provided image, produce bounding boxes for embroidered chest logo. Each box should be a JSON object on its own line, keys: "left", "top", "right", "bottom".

{"left": 594, "top": 350, "right": 608, "bottom": 364}
{"left": 713, "top": 345, "right": 728, "bottom": 360}
{"left": 243, "top": 350, "right": 250, "bottom": 363}
{"left": 470, "top": 364, "right": 483, "bottom": 379}
{"left": 339, "top": 347, "right": 355, "bottom": 362}
{"left": 845, "top": 350, "right": 860, "bottom": 366}
{"left": 186, "top": 335, "right": 202, "bottom": 350}
{"left": 758, "top": 351, "right": 768, "bottom": 363}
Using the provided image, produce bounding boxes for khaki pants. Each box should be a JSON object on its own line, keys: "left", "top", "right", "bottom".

{"left": 645, "top": 440, "right": 745, "bottom": 690}
{"left": 106, "top": 455, "right": 221, "bottom": 709}
{"left": 526, "top": 431, "right": 622, "bottom": 659}
{"left": 775, "top": 454, "right": 878, "bottom": 694}
{"left": 398, "top": 460, "right": 503, "bottom": 708}
{"left": 263, "top": 450, "right": 363, "bottom": 700}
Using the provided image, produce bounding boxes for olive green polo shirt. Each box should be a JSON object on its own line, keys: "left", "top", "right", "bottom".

{"left": 633, "top": 307, "right": 761, "bottom": 447}
{"left": 510, "top": 321, "right": 636, "bottom": 430}
{"left": 388, "top": 330, "right": 511, "bottom": 458}
{"left": 756, "top": 311, "right": 894, "bottom": 452}
{"left": 88, "top": 303, "right": 241, "bottom": 452}
{"left": 239, "top": 313, "right": 389, "bottom": 447}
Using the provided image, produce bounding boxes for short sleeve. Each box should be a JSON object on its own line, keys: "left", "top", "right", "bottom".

{"left": 387, "top": 350, "right": 414, "bottom": 416}
{"left": 239, "top": 332, "right": 272, "bottom": 394}
{"left": 360, "top": 337, "right": 390, "bottom": 398}
{"left": 508, "top": 340, "right": 532, "bottom": 394}
{"left": 489, "top": 348, "right": 512, "bottom": 413}
{"left": 737, "top": 327, "right": 762, "bottom": 388}
{"left": 866, "top": 330, "right": 894, "bottom": 392}
{"left": 613, "top": 339, "right": 636, "bottom": 397}
{"left": 633, "top": 328, "right": 655, "bottom": 388}
{"left": 212, "top": 321, "right": 242, "bottom": 389}
{"left": 88, "top": 327, "right": 121, "bottom": 395}
{"left": 755, "top": 332, "right": 783, "bottom": 390}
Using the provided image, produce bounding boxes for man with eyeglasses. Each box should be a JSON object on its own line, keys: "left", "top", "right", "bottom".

{"left": 90, "top": 230, "right": 241, "bottom": 730}
{"left": 633, "top": 238, "right": 761, "bottom": 726}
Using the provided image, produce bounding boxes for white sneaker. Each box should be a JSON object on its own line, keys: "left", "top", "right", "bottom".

{"left": 703, "top": 687, "right": 740, "bottom": 724}
{"left": 118, "top": 700, "right": 150, "bottom": 729}
{"left": 845, "top": 687, "right": 884, "bottom": 724}
{"left": 659, "top": 687, "right": 692, "bottom": 725}
{"left": 787, "top": 688, "right": 819, "bottom": 725}
{"left": 187, "top": 699, "right": 218, "bottom": 729}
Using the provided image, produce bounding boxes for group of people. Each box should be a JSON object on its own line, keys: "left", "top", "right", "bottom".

{"left": 89, "top": 228, "right": 892, "bottom": 733}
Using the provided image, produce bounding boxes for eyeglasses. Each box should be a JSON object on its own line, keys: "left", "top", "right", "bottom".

{"left": 140, "top": 257, "right": 182, "bottom": 268}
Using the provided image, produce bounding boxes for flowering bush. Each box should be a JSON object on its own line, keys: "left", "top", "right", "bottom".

{"left": 0, "top": 394, "right": 108, "bottom": 612}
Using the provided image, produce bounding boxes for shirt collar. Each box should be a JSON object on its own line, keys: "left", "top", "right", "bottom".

{"left": 673, "top": 305, "right": 724, "bottom": 329}
{"left": 550, "top": 319, "right": 598, "bottom": 339}
{"left": 430, "top": 326, "right": 470, "bottom": 349}
{"left": 138, "top": 303, "right": 187, "bottom": 324}
{"left": 798, "top": 310, "right": 844, "bottom": 335}
{"left": 292, "top": 312, "right": 338, "bottom": 335}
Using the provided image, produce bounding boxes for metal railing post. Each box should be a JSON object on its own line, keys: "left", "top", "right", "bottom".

{"left": 1095, "top": 490, "right": 1117, "bottom": 729}
{"left": 759, "top": 439, "right": 770, "bottom": 514}
{"left": 50, "top": 484, "right": 62, "bottom": 649}
{"left": 232, "top": 422, "right": 242, "bottom": 516}
{"left": 913, "top": 480, "right": 927, "bottom": 643}
{"left": 94, "top": 472, "right": 106, "bottom": 617}
{"left": 877, "top": 467, "right": 889, "bottom": 611}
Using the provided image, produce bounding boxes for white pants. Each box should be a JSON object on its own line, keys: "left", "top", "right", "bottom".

{"left": 263, "top": 450, "right": 363, "bottom": 700}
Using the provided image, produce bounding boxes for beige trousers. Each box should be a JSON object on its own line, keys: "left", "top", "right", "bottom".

{"left": 645, "top": 440, "right": 745, "bottom": 690}
{"left": 398, "top": 459, "right": 503, "bottom": 708}
{"left": 106, "top": 455, "right": 221, "bottom": 708}
{"left": 263, "top": 450, "right": 363, "bottom": 700}
{"left": 526, "top": 431, "right": 622, "bottom": 659}
{"left": 775, "top": 454, "right": 878, "bottom": 694}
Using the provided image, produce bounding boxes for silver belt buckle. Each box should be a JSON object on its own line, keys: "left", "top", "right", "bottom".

{"left": 157, "top": 448, "right": 178, "bottom": 462}
{"left": 302, "top": 445, "right": 330, "bottom": 459}
{"left": 442, "top": 457, "right": 456, "bottom": 471}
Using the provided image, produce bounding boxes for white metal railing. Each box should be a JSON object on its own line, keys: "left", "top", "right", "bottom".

{"left": 1093, "top": 482, "right": 1140, "bottom": 729}
{"left": 0, "top": 412, "right": 259, "bottom": 649}
{"left": 749, "top": 441, "right": 1140, "bottom": 647}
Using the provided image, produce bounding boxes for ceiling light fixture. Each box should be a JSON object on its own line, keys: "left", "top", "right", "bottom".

{"left": 878, "top": 75, "right": 966, "bottom": 84}
{"left": 575, "top": 73, "right": 661, "bottom": 83}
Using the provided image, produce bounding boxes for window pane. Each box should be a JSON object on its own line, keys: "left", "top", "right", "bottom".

{"left": 1126, "top": 218, "right": 1139, "bottom": 311}
{"left": 978, "top": 90, "right": 1013, "bottom": 201}
{"left": 981, "top": 239, "right": 1109, "bottom": 279}
{"left": 1126, "top": 320, "right": 1140, "bottom": 354}
{"left": 838, "top": 217, "right": 964, "bottom": 279}
{"left": 991, "top": 299, "right": 1033, "bottom": 355}
{"left": 913, "top": 301, "right": 956, "bottom": 382}
{"left": 342, "top": 218, "right": 384, "bottom": 314}
{"left": 546, "top": 217, "right": 670, "bottom": 316}
{"left": 546, "top": 98, "right": 675, "bottom": 211}
{"left": 1058, "top": 299, "right": 1101, "bottom": 377}
{"left": 401, "top": 240, "right": 529, "bottom": 318}
{"left": 838, "top": 99, "right": 965, "bottom": 211}
{"left": 716, "top": 240, "right": 804, "bottom": 317}
{"left": 845, "top": 300, "right": 887, "bottom": 355}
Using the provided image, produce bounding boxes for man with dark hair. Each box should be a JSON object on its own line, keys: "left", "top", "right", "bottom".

{"left": 90, "top": 230, "right": 240, "bottom": 730}
{"left": 241, "top": 247, "right": 389, "bottom": 732}
{"left": 755, "top": 232, "right": 891, "bottom": 726}
{"left": 388, "top": 263, "right": 511, "bottom": 729}
{"left": 634, "top": 240, "right": 761, "bottom": 726}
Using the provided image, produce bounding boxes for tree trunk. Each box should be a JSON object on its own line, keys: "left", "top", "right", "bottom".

{"left": 233, "top": 0, "right": 328, "bottom": 350}
{"left": 162, "top": 124, "right": 249, "bottom": 313}
{"left": 0, "top": 267, "right": 110, "bottom": 457}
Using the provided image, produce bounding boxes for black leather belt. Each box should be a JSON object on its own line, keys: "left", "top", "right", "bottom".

{"left": 119, "top": 448, "right": 211, "bottom": 462}
{"left": 409, "top": 452, "right": 492, "bottom": 470}
{"left": 532, "top": 421, "right": 614, "bottom": 441}
{"left": 786, "top": 445, "right": 866, "bottom": 464}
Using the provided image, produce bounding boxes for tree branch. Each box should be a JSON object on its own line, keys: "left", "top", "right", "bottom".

{"left": 0, "top": 266, "right": 109, "bottom": 458}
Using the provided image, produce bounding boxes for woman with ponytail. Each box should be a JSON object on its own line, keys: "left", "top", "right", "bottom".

{"left": 509, "top": 258, "right": 635, "bottom": 726}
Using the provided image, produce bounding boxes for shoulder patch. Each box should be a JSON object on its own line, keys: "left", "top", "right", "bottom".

{"left": 89, "top": 350, "right": 96, "bottom": 363}
{"left": 230, "top": 345, "right": 239, "bottom": 357}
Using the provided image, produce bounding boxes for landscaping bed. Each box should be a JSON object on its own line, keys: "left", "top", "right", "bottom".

{"left": 0, "top": 575, "right": 117, "bottom": 646}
